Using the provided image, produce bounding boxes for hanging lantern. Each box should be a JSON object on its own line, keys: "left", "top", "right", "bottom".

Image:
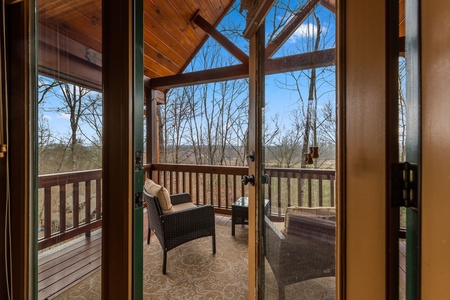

{"left": 310, "top": 146, "right": 319, "bottom": 158}
{"left": 304, "top": 153, "right": 313, "bottom": 165}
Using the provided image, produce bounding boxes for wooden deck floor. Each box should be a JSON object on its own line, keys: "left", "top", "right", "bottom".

{"left": 37, "top": 214, "right": 405, "bottom": 299}
{"left": 38, "top": 214, "right": 232, "bottom": 299}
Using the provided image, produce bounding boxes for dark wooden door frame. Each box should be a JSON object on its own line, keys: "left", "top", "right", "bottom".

{"left": 4, "top": 1, "right": 36, "bottom": 299}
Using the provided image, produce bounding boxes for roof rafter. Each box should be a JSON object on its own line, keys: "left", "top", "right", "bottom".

{"left": 265, "top": 0, "right": 320, "bottom": 59}
{"left": 192, "top": 12, "right": 249, "bottom": 64}
{"left": 242, "top": 0, "right": 276, "bottom": 38}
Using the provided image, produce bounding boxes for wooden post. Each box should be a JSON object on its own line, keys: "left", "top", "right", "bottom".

{"left": 102, "top": 0, "right": 134, "bottom": 298}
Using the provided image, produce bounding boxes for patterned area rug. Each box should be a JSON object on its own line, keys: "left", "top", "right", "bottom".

{"left": 52, "top": 224, "right": 335, "bottom": 299}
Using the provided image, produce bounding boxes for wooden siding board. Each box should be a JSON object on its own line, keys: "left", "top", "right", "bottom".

{"left": 145, "top": 1, "right": 197, "bottom": 54}
{"left": 155, "top": 0, "right": 204, "bottom": 43}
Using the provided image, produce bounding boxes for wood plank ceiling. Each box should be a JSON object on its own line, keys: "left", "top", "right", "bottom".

{"left": 37, "top": 0, "right": 404, "bottom": 91}
{"left": 37, "top": 0, "right": 235, "bottom": 90}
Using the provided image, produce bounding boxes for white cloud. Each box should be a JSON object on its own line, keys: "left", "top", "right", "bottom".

{"left": 296, "top": 23, "right": 318, "bottom": 38}
{"left": 289, "top": 23, "right": 327, "bottom": 42}
{"left": 42, "top": 114, "right": 52, "bottom": 120}
{"left": 57, "top": 113, "right": 70, "bottom": 120}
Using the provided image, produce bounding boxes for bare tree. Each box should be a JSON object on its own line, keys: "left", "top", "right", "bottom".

{"left": 80, "top": 93, "right": 103, "bottom": 149}
{"left": 159, "top": 1, "right": 336, "bottom": 170}
{"left": 38, "top": 77, "right": 94, "bottom": 171}
{"left": 160, "top": 40, "right": 249, "bottom": 166}
{"left": 265, "top": 112, "right": 304, "bottom": 168}
{"left": 160, "top": 87, "right": 193, "bottom": 163}
{"left": 318, "top": 100, "right": 335, "bottom": 144}
{"left": 272, "top": 7, "right": 336, "bottom": 168}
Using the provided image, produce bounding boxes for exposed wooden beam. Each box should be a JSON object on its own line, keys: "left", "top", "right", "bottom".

{"left": 192, "top": 13, "right": 249, "bottom": 64}
{"left": 149, "top": 48, "right": 335, "bottom": 90}
{"left": 243, "top": 0, "right": 276, "bottom": 39}
{"left": 38, "top": 43, "right": 102, "bottom": 91}
{"left": 39, "top": 23, "right": 102, "bottom": 67}
{"left": 150, "top": 63, "right": 249, "bottom": 90}
{"left": 266, "top": 48, "right": 335, "bottom": 73}
{"left": 265, "top": 0, "right": 320, "bottom": 59}
{"left": 38, "top": 23, "right": 102, "bottom": 90}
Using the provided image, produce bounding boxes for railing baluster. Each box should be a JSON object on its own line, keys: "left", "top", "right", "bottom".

{"left": 73, "top": 182, "right": 79, "bottom": 229}
{"left": 59, "top": 184, "right": 66, "bottom": 233}
{"left": 287, "top": 171, "right": 291, "bottom": 207}
{"left": 85, "top": 181, "right": 91, "bottom": 223}
{"left": 296, "top": 171, "right": 301, "bottom": 206}
{"left": 240, "top": 174, "right": 245, "bottom": 199}
{"left": 277, "top": 171, "right": 282, "bottom": 216}
{"left": 298, "top": 171, "right": 303, "bottom": 206}
{"left": 319, "top": 175, "right": 323, "bottom": 207}
{"left": 44, "top": 187, "right": 52, "bottom": 239}
{"left": 195, "top": 172, "right": 200, "bottom": 205}
{"left": 225, "top": 174, "right": 229, "bottom": 210}
{"left": 178, "top": 171, "right": 181, "bottom": 194}
{"left": 85, "top": 180, "right": 91, "bottom": 237}
{"left": 232, "top": 175, "right": 237, "bottom": 206}
{"left": 218, "top": 173, "right": 222, "bottom": 209}
{"left": 210, "top": 173, "right": 214, "bottom": 206}
{"left": 203, "top": 172, "right": 207, "bottom": 205}
{"left": 267, "top": 170, "right": 272, "bottom": 211}
{"left": 188, "top": 172, "right": 192, "bottom": 197}
{"left": 96, "top": 178, "right": 102, "bottom": 220}
{"left": 308, "top": 174, "right": 312, "bottom": 207}
{"left": 330, "top": 176, "right": 335, "bottom": 207}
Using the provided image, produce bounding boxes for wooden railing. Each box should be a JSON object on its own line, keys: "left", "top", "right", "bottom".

{"left": 144, "top": 164, "right": 249, "bottom": 215}
{"left": 264, "top": 168, "right": 335, "bottom": 219}
{"left": 145, "top": 164, "right": 336, "bottom": 218}
{"left": 37, "top": 165, "right": 336, "bottom": 250}
{"left": 38, "top": 169, "right": 102, "bottom": 250}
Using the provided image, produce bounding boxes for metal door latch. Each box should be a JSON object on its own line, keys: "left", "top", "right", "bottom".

{"left": 391, "top": 162, "right": 418, "bottom": 208}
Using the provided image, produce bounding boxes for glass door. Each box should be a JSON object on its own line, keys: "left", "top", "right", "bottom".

{"left": 404, "top": 0, "right": 421, "bottom": 298}
{"left": 36, "top": 1, "right": 104, "bottom": 299}
{"left": 249, "top": 2, "right": 337, "bottom": 299}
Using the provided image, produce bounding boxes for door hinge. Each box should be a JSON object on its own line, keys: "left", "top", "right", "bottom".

{"left": 134, "top": 151, "right": 143, "bottom": 171}
{"left": 135, "top": 192, "right": 143, "bottom": 208}
{"left": 391, "top": 162, "right": 418, "bottom": 208}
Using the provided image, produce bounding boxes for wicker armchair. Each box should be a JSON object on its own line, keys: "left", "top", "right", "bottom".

{"left": 144, "top": 189, "right": 216, "bottom": 275}
{"left": 265, "top": 213, "right": 335, "bottom": 299}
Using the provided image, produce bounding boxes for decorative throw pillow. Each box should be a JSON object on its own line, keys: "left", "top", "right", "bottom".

{"left": 144, "top": 179, "right": 173, "bottom": 214}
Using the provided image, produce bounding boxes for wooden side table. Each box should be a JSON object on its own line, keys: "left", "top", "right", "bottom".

{"left": 231, "top": 197, "right": 270, "bottom": 236}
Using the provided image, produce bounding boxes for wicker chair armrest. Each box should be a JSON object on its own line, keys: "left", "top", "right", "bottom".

{"left": 170, "top": 193, "right": 192, "bottom": 205}
{"left": 161, "top": 205, "right": 215, "bottom": 237}
{"left": 265, "top": 216, "right": 286, "bottom": 240}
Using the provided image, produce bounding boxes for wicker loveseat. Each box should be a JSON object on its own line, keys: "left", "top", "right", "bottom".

{"left": 265, "top": 207, "right": 336, "bottom": 299}
{"left": 144, "top": 179, "right": 216, "bottom": 275}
